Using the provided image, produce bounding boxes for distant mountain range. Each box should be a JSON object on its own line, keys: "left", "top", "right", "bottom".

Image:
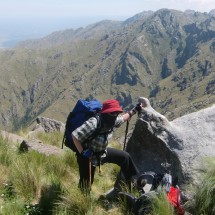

{"left": 0, "top": 8, "right": 215, "bottom": 131}
{"left": 0, "top": 16, "right": 128, "bottom": 49}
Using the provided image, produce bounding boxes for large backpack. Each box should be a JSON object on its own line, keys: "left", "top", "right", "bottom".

{"left": 62, "top": 99, "right": 102, "bottom": 152}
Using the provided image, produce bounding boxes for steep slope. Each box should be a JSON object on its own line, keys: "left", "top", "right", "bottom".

{"left": 149, "top": 11, "right": 215, "bottom": 118}
{"left": 0, "top": 9, "right": 215, "bottom": 131}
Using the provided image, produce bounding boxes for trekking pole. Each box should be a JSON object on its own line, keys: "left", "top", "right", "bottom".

{"left": 89, "top": 157, "right": 92, "bottom": 209}
{"left": 123, "top": 121, "right": 129, "bottom": 151}
{"left": 61, "top": 134, "right": 65, "bottom": 149}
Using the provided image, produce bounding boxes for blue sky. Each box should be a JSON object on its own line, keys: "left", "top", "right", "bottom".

{"left": 0, "top": 0, "right": 215, "bottom": 48}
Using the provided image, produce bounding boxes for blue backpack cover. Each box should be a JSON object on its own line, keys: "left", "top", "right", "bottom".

{"left": 62, "top": 99, "right": 102, "bottom": 152}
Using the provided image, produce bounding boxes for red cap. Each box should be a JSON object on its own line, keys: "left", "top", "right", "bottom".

{"left": 101, "top": 99, "right": 123, "bottom": 113}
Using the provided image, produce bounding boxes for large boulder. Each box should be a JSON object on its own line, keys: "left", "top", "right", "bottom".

{"left": 126, "top": 97, "right": 215, "bottom": 182}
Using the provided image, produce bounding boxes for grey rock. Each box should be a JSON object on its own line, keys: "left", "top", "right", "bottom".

{"left": 27, "top": 117, "right": 65, "bottom": 139}
{"left": 126, "top": 97, "right": 215, "bottom": 182}
{"left": 19, "top": 139, "right": 64, "bottom": 156}
{"left": 32, "top": 117, "right": 65, "bottom": 133}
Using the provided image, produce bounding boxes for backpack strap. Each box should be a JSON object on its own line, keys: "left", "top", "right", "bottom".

{"left": 61, "top": 112, "right": 74, "bottom": 149}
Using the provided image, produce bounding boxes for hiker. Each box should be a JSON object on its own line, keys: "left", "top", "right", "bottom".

{"left": 167, "top": 177, "right": 185, "bottom": 215}
{"left": 72, "top": 99, "right": 142, "bottom": 191}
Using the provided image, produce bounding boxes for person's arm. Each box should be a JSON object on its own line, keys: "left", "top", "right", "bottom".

{"left": 72, "top": 135, "right": 93, "bottom": 157}
{"left": 72, "top": 134, "right": 83, "bottom": 154}
{"left": 122, "top": 103, "right": 142, "bottom": 121}
{"left": 122, "top": 110, "right": 136, "bottom": 121}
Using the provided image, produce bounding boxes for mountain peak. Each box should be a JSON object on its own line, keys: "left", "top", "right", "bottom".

{"left": 209, "top": 9, "right": 215, "bottom": 16}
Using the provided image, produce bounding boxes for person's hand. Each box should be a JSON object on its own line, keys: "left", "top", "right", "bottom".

{"left": 127, "top": 103, "right": 143, "bottom": 119}
{"left": 131, "top": 103, "right": 142, "bottom": 114}
{"left": 134, "top": 103, "right": 142, "bottom": 112}
{"left": 81, "top": 149, "right": 93, "bottom": 158}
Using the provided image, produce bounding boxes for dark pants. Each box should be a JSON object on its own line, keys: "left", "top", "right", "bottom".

{"left": 76, "top": 147, "right": 139, "bottom": 190}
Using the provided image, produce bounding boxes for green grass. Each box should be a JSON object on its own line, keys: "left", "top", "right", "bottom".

{"left": 1, "top": 134, "right": 215, "bottom": 214}
{"left": 0, "top": 137, "right": 14, "bottom": 192}
{"left": 9, "top": 152, "right": 47, "bottom": 201}
{"left": 34, "top": 131, "right": 64, "bottom": 147}
{"left": 0, "top": 137, "right": 14, "bottom": 167}
{"left": 150, "top": 191, "right": 175, "bottom": 215}
{"left": 0, "top": 199, "right": 27, "bottom": 215}
{"left": 0, "top": 135, "right": 123, "bottom": 214}
{"left": 192, "top": 157, "right": 215, "bottom": 215}
{"left": 54, "top": 183, "right": 91, "bottom": 215}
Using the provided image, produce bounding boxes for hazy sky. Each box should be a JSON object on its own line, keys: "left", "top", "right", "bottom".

{"left": 0, "top": 0, "right": 215, "bottom": 48}
{"left": 1, "top": 0, "right": 215, "bottom": 20}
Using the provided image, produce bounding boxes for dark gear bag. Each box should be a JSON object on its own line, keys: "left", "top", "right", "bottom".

{"left": 62, "top": 99, "right": 102, "bottom": 152}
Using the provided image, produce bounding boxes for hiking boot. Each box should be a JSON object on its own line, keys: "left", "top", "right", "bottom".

{"left": 131, "top": 173, "right": 156, "bottom": 195}
{"left": 98, "top": 187, "right": 119, "bottom": 201}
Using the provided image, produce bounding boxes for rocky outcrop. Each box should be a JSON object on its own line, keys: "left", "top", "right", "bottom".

{"left": 126, "top": 97, "right": 215, "bottom": 182}
{"left": 20, "top": 139, "right": 63, "bottom": 156}
{"left": 28, "top": 117, "right": 65, "bottom": 138}
{"left": 33, "top": 117, "right": 65, "bottom": 132}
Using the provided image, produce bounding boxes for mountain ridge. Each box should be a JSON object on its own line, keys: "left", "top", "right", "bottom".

{"left": 0, "top": 8, "right": 215, "bottom": 131}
